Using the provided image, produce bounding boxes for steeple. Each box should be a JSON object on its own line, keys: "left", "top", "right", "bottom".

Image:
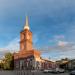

{"left": 24, "top": 16, "right": 30, "bottom": 30}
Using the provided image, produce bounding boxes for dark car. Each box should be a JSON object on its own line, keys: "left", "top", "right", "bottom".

{"left": 70, "top": 70, "right": 75, "bottom": 75}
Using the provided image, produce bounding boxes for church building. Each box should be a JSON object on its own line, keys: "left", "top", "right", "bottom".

{"left": 14, "top": 16, "right": 54, "bottom": 70}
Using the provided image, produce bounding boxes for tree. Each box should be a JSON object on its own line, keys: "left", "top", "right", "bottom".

{"left": 3, "top": 52, "right": 14, "bottom": 70}
{"left": 0, "top": 62, "right": 4, "bottom": 69}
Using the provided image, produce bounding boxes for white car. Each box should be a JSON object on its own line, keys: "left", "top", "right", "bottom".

{"left": 58, "top": 69, "right": 65, "bottom": 73}
{"left": 43, "top": 69, "right": 53, "bottom": 73}
{"left": 52, "top": 68, "right": 65, "bottom": 73}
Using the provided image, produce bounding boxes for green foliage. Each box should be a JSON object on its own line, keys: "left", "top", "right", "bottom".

{"left": 0, "top": 62, "right": 4, "bottom": 69}
{"left": 3, "top": 52, "right": 14, "bottom": 70}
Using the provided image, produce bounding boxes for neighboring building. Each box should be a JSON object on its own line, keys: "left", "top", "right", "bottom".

{"left": 68, "top": 59, "right": 75, "bottom": 70}
{"left": 55, "top": 58, "right": 75, "bottom": 70}
{"left": 14, "top": 16, "right": 54, "bottom": 70}
{"left": 56, "top": 59, "right": 69, "bottom": 69}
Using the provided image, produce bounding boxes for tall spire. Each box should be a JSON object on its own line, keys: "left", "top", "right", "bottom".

{"left": 24, "top": 16, "right": 30, "bottom": 30}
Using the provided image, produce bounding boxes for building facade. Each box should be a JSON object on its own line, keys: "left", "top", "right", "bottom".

{"left": 14, "top": 16, "right": 54, "bottom": 70}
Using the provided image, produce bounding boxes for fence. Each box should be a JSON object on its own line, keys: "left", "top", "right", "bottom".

{"left": 0, "top": 70, "right": 41, "bottom": 75}
{"left": 14, "top": 70, "right": 40, "bottom": 75}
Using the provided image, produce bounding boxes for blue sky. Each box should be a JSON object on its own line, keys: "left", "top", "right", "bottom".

{"left": 0, "top": 0, "right": 75, "bottom": 61}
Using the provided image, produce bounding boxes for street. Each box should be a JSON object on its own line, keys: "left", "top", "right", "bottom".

{"left": 0, "top": 71, "right": 70, "bottom": 75}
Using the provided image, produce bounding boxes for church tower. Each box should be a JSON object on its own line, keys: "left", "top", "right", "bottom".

{"left": 20, "top": 16, "right": 33, "bottom": 51}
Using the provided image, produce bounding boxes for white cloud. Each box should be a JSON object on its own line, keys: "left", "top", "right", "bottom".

{"left": 40, "top": 39, "right": 75, "bottom": 60}
{"left": 0, "top": 37, "right": 20, "bottom": 59}
{"left": 58, "top": 41, "right": 68, "bottom": 47}
{"left": 4, "top": 37, "right": 20, "bottom": 52}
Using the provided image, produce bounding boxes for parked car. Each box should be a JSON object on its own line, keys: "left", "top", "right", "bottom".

{"left": 43, "top": 69, "right": 53, "bottom": 73}
{"left": 70, "top": 70, "right": 75, "bottom": 75}
{"left": 52, "top": 68, "right": 65, "bottom": 73}
{"left": 58, "top": 69, "right": 65, "bottom": 73}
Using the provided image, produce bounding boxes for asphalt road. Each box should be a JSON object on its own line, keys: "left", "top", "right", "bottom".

{"left": 0, "top": 71, "right": 70, "bottom": 75}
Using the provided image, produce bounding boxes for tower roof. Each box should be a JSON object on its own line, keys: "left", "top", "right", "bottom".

{"left": 24, "top": 16, "right": 30, "bottom": 30}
